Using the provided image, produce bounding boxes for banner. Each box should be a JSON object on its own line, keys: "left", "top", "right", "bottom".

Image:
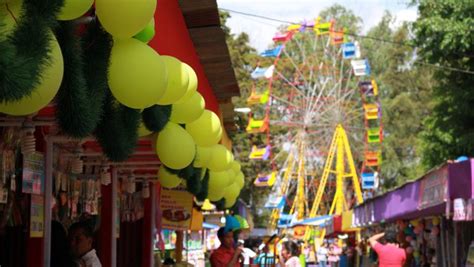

{"left": 22, "top": 153, "right": 44, "bottom": 195}
{"left": 159, "top": 189, "right": 193, "bottom": 231}
{"left": 30, "top": 195, "right": 44, "bottom": 238}
{"left": 419, "top": 166, "right": 448, "bottom": 210}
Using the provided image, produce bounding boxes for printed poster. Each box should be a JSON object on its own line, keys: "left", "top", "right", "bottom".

{"left": 30, "top": 195, "right": 44, "bottom": 238}
{"left": 419, "top": 165, "right": 448, "bottom": 210}
{"left": 22, "top": 153, "right": 45, "bottom": 195}
{"left": 159, "top": 189, "right": 193, "bottom": 231}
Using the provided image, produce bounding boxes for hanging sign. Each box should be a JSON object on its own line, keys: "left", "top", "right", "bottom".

{"left": 30, "top": 195, "right": 44, "bottom": 237}
{"left": 454, "top": 198, "right": 467, "bottom": 221}
{"left": 419, "top": 166, "right": 448, "bottom": 210}
{"left": 22, "top": 153, "right": 45, "bottom": 195}
{"left": 159, "top": 188, "right": 193, "bottom": 231}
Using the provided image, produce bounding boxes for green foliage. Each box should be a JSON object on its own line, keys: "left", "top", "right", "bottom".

{"left": 142, "top": 105, "right": 171, "bottom": 132}
{"left": 361, "top": 12, "right": 434, "bottom": 189}
{"left": 55, "top": 21, "right": 105, "bottom": 138}
{"left": 195, "top": 170, "right": 209, "bottom": 202}
{"left": 413, "top": 0, "right": 474, "bottom": 167}
{"left": 94, "top": 92, "right": 141, "bottom": 162}
{"left": 319, "top": 4, "right": 362, "bottom": 33}
{"left": 0, "top": 0, "right": 64, "bottom": 102}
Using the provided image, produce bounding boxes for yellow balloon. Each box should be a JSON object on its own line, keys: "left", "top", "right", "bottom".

{"left": 0, "top": 0, "right": 22, "bottom": 39}
{"left": 194, "top": 146, "right": 211, "bottom": 168}
{"left": 108, "top": 38, "right": 167, "bottom": 109}
{"left": 157, "top": 165, "right": 182, "bottom": 189}
{"left": 225, "top": 197, "right": 237, "bottom": 208}
{"left": 96, "top": 0, "right": 157, "bottom": 38}
{"left": 170, "top": 92, "right": 205, "bottom": 124}
{"left": 208, "top": 170, "right": 229, "bottom": 190}
{"left": 224, "top": 183, "right": 240, "bottom": 207}
{"left": 157, "top": 56, "right": 190, "bottom": 105}
{"left": 226, "top": 168, "right": 236, "bottom": 187}
{"left": 57, "top": 0, "right": 94, "bottom": 20}
{"left": 185, "top": 110, "right": 222, "bottom": 147}
{"left": 175, "top": 63, "right": 198, "bottom": 104}
{"left": 138, "top": 122, "right": 152, "bottom": 137}
{"left": 156, "top": 122, "right": 196, "bottom": 169}
{"left": 231, "top": 161, "right": 241, "bottom": 173}
{"left": 207, "top": 144, "right": 233, "bottom": 171}
{"left": 134, "top": 18, "right": 155, "bottom": 43}
{"left": 235, "top": 172, "right": 245, "bottom": 189}
{"left": 208, "top": 187, "right": 225, "bottom": 202}
{"left": 0, "top": 32, "right": 63, "bottom": 116}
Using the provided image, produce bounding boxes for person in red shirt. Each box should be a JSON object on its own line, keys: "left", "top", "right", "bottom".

{"left": 210, "top": 227, "right": 243, "bottom": 267}
{"left": 369, "top": 230, "right": 406, "bottom": 267}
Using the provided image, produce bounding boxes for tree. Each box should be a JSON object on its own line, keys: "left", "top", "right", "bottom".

{"left": 220, "top": 11, "right": 273, "bottom": 227}
{"left": 413, "top": 0, "right": 474, "bottom": 167}
{"left": 361, "top": 12, "right": 434, "bottom": 189}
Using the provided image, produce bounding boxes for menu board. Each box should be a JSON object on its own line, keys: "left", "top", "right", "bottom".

{"left": 159, "top": 189, "right": 193, "bottom": 231}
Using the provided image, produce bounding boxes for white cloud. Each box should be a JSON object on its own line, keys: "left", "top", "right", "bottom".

{"left": 217, "top": 0, "right": 417, "bottom": 51}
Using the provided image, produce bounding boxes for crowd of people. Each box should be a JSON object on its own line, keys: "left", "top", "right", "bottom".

{"left": 209, "top": 227, "right": 407, "bottom": 267}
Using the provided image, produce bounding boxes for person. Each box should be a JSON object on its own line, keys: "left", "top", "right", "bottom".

{"left": 317, "top": 242, "right": 328, "bottom": 267}
{"left": 328, "top": 243, "right": 340, "bottom": 267}
{"left": 280, "top": 241, "right": 301, "bottom": 267}
{"left": 256, "top": 243, "right": 275, "bottom": 267}
{"left": 51, "top": 220, "right": 76, "bottom": 267}
{"left": 368, "top": 230, "right": 406, "bottom": 267}
{"left": 210, "top": 227, "right": 242, "bottom": 267}
{"left": 68, "top": 221, "right": 102, "bottom": 267}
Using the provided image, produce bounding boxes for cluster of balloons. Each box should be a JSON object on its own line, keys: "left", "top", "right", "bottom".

{"left": 157, "top": 109, "right": 245, "bottom": 208}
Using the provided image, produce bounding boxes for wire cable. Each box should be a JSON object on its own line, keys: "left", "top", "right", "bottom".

{"left": 219, "top": 7, "right": 474, "bottom": 75}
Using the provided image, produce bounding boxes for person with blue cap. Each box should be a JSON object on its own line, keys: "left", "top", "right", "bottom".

{"left": 210, "top": 227, "right": 243, "bottom": 267}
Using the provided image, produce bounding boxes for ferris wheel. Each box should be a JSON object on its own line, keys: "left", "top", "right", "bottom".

{"left": 245, "top": 18, "right": 383, "bottom": 231}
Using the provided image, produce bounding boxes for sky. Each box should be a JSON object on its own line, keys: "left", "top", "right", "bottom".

{"left": 216, "top": 0, "right": 418, "bottom": 52}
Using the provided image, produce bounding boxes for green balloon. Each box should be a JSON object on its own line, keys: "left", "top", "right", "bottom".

{"left": 134, "top": 18, "right": 155, "bottom": 43}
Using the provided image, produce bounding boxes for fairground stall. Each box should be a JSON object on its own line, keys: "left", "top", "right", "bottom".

{"left": 0, "top": 1, "right": 243, "bottom": 267}
{"left": 351, "top": 159, "right": 474, "bottom": 267}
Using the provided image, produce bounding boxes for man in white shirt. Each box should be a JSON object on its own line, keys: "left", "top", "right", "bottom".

{"left": 317, "top": 243, "right": 328, "bottom": 267}
{"left": 69, "top": 221, "right": 102, "bottom": 267}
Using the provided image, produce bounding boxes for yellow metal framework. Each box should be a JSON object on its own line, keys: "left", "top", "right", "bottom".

{"left": 305, "top": 124, "right": 364, "bottom": 240}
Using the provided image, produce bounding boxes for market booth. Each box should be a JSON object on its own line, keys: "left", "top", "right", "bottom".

{"left": 0, "top": 0, "right": 241, "bottom": 267}
{"left": 350, "top": 160, "right": 474, "bottom": 267}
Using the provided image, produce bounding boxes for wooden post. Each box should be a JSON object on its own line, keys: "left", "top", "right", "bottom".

{"left": 142, "top": 184, "right": 154, "bottom": 267}
{"left": 176, "top": 230, "right": 184, "bottom": 263}
{"left": 99, "top": 167, "right": 118, "bottom": 267}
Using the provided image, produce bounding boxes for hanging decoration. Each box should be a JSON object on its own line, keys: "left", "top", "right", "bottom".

{"left": 57, "top": 0, "right": 94, "bottom": 21}
{"left": 108, "top": 38, "right": 167, "bottom": 109}
{"left": 195, "top": 170, "right": 209, "bottom": 202}
{"left": 94, "top": 92, "right": 141, "bottom": 162}
{"left": 95, "top": 0, "right": 157, "bottom": 39}
{"left": 0, "top": 31, "right": 64, "bottom": 115}
{"left": 0, "top": 0, "right": 64, "bottom": 103}
{"left": 156, "top": 55, "right": 190, "bottom": 105}
{"left": 134, "top": 18, "right": 155, "bottom": 43}
{"left": 55, "top": 21, "right": 99, "bottom": 137}
{"left": 155, "top": 122, "right": 196, "bottom": 169}
{"left": 185, "top": 110, "right": 222, "bottom": 147}
{"left": 142, "top": 104, "right": 171, "bottom": 132}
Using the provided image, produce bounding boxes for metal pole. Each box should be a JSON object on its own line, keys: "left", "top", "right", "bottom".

{"left": 111, "top": 167, "right": 118, "bottom": 267}
{"left": 150, "top": 183, "right": 156, "bottom": 267}
{"left": 43, "top": 136, "right": 54, "bottom": 267}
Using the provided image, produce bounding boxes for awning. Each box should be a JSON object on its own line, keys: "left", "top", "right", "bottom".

{"left": 203, "top": 222, "right": 219, "bottom": 230}
{"left": 291, "top": 215, "right": 332, "bottom": 227}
